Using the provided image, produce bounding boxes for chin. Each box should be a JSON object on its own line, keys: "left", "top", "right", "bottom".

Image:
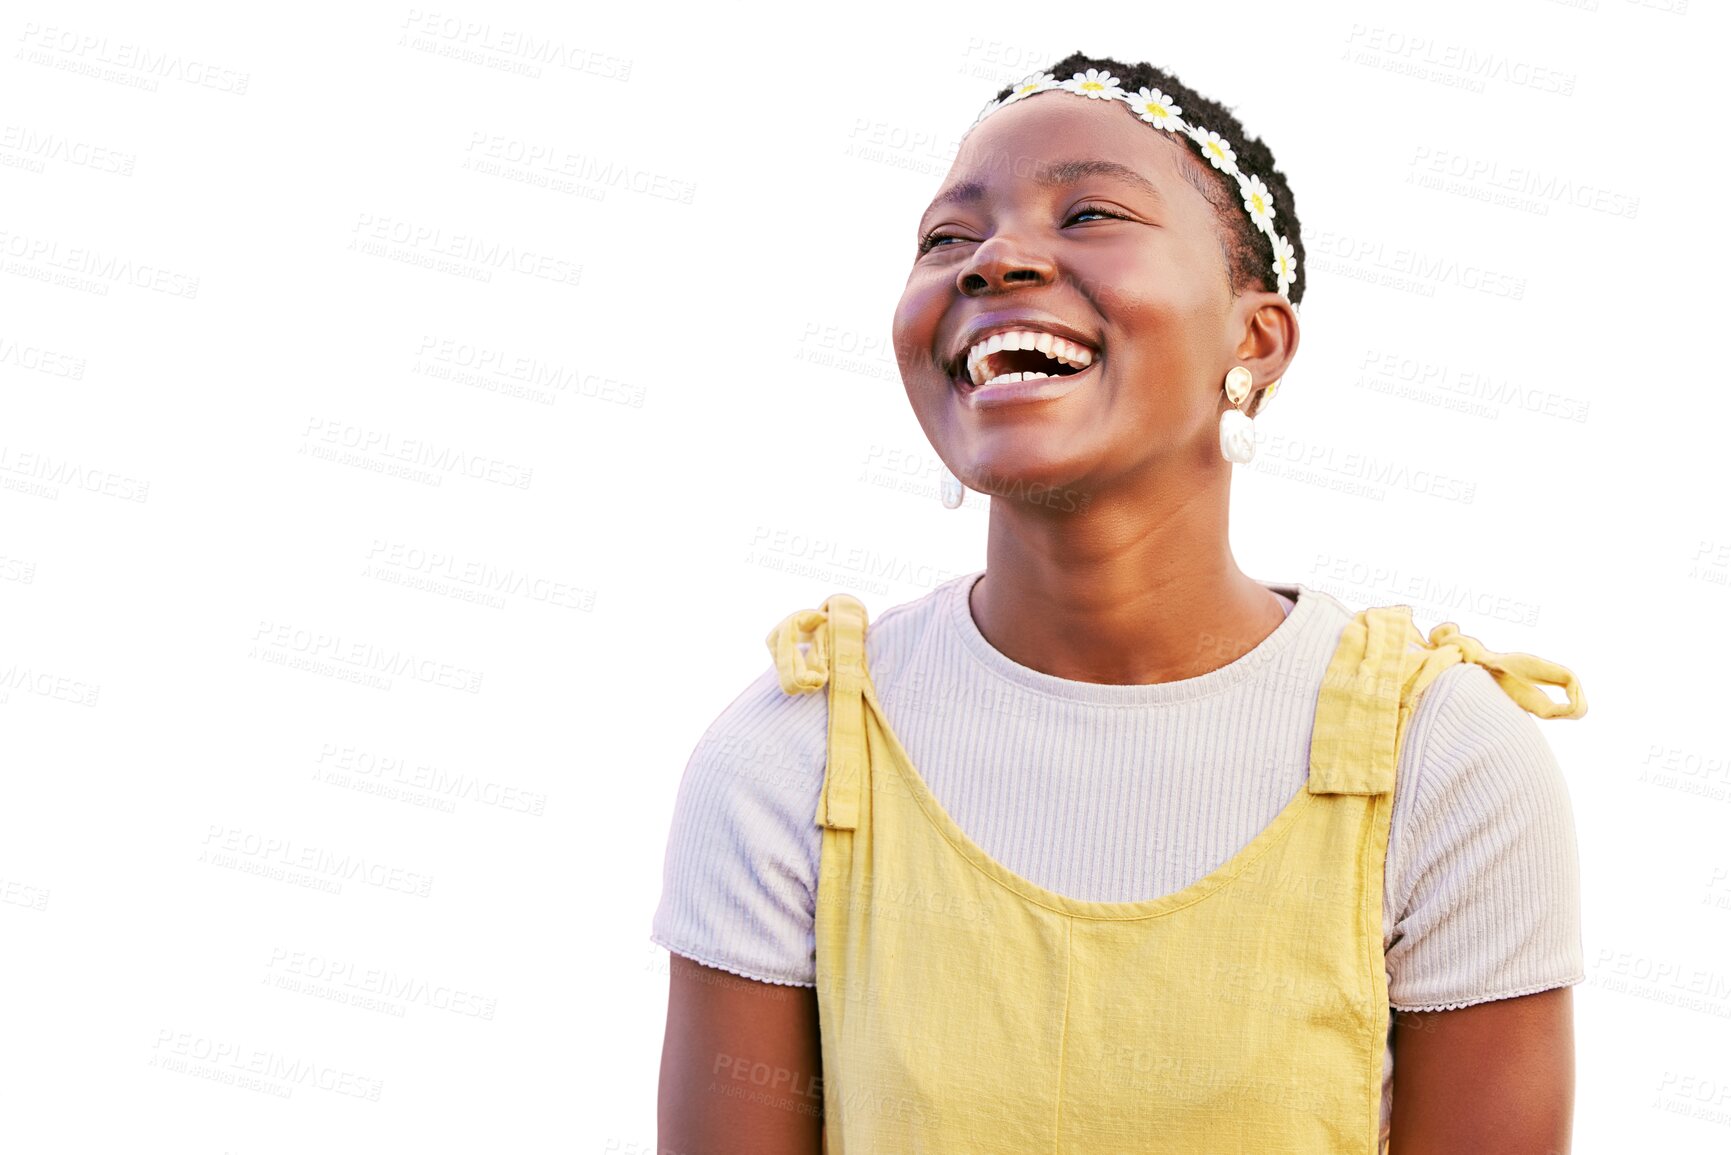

{"left": 948, "top": 446, "right": 1097, "bottom": 512}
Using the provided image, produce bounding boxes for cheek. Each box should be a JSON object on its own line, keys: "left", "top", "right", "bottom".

{"left": 1066, "top": 251, "right": 1181, "bottom": 344}
{"left": 892, "top": 271, "right": 949, "bottom": 375}
{"left": 1086, "top": 253, "right": 1221, "bottom": 374}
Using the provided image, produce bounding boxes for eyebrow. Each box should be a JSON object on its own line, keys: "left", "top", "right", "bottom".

{"left": 919, "top": 159, "right": 1167, "bottom": 227}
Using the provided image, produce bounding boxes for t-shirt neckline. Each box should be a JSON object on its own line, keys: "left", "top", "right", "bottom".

{"left": 942, "top": 569, "right": 1315, "bottom": 707}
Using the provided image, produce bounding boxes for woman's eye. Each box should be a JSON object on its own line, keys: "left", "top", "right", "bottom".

{"left": 1066, "top": 204, "right": 1128, "bottom": 225}
{"left": 918, "top": 230, "right": 970, "bottom": 255}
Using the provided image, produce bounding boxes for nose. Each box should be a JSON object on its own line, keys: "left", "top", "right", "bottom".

{"left": 956, "top": 232, "right": 1057, "bottom": 295}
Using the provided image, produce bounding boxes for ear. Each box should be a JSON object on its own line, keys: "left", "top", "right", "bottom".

{"left": 1230, "top": 291, "right": 1299, "bottom": 417}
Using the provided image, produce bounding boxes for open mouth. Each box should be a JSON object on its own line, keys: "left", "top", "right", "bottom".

{"left": 953, "top": 331, "right": 1098, "bottom": 392}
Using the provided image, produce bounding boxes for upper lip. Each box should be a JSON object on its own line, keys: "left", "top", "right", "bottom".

{"left": 946, "top": 314, "right": 1101, "bottom": 378}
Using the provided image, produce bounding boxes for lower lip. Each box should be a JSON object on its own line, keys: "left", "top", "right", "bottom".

{"left": 954, "top": 360, "right": 1099, "bottom": 409}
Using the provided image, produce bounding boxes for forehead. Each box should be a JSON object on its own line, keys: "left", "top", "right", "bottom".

{"left": 931, "top": 93, "right": 1196, "bottom": 213}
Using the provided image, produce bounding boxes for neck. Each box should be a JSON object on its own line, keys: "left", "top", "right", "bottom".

{"left": 970, "top": 476, "right": 1285, "bottom": 686}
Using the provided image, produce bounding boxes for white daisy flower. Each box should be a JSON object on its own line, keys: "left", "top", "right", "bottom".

{"left": 1271, "top": 235, "right": 1297, "bottom": 295}
{"left": 1004, "top": 71, "right": 1059, "bottom": 104}
{"left": 1126, "top": 86, "right": 1182, "bottom": 131}
{"left": 1237, "top": 173, "right": 1277, "bottom": 230}
{"left": 1187, "top": 126, "right": 1239, "bottom": 176}
{"left": 1061, "top": 68, "right": 1123, "bottom": 99}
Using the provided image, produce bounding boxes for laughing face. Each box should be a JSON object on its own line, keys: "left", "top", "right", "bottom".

{"left": 892, "top": 91, "right": 1297, "bottom": 507}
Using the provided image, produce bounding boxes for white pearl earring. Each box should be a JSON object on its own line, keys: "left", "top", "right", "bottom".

{"left": 940, "top": 465, "right": 964, "bottom": 508}
{"left": 1219, "top": 366, "right": 1258, "bottom": 464}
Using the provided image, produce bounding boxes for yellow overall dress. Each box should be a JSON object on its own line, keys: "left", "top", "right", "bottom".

{"left": 765, "top": 593, "right": 1586, "bottom": 1154}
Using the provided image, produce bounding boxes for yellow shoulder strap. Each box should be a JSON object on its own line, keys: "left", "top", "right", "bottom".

{"left": 1309, "top": 606, "right": 1414, "bottom": 796}
{"left": 764, "top": 594, "right": 871, "bottom": 831}
{"left": 1309, "top": 605, "right": 1588, "bottom": 797}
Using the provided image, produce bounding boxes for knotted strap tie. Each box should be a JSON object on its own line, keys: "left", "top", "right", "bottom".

{"left": 1424, "top": 622, "right": 1587, "bottom": 720}
{"left": 763, "top": 596, "right": 871, "bottom": 830}
{"left": 765, "top": 608, "right": 832, "bottom": 695}
{"left": 1311, "top": 606, "right": 1588, "bottom": 796}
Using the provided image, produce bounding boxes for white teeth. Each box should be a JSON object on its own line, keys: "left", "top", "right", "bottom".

{"left": 981, "top": 370, "right": 1053, "bottom": 386}
{"left": 1055, "top": 338, "right": 1094, "bottom": 367}
{"left": 962, "top": 328, "right": 1097, "bottom": 387}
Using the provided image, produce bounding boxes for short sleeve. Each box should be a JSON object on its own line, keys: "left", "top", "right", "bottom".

{"left": 1383, "top": 662, "right": 1585, "bottom": 1011}
{"left": 649, "top": 663, "right": 828, "bottom": 987}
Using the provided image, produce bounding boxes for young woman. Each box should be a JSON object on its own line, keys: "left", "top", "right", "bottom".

{"left": 654, "top": 52, "right": 1585, "bottom": 1154}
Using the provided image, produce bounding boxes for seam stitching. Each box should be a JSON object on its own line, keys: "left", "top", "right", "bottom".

{"left": 1052, "top": 917, "right": 1073, "bottom": 1152}
{"left": 1392, "top": 974, "right": 1584, "bottom": 1013}
{"left": 649, "top": 934, "right": 815, "bottom": 988}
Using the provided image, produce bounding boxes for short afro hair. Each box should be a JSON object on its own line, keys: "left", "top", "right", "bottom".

{"left": 984, "top": 52, "right": 1306, "bottom": 306}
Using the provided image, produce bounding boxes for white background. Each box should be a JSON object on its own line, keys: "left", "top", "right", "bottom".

{"left": 1, "top": 0, "right": 1725, "bottom": 1151}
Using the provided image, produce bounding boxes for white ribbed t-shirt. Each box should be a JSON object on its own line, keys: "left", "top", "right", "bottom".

{"left": 651, "top": 570, "right": 1584, "bottom": 1141}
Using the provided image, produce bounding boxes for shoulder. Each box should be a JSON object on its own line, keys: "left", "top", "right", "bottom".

{"left": 1389, "top": 641, "right": 1579, "bottom": 881}
{"left": 648, "top": 658, "right": 828, "bottom": 986}
{"left": 1401, "top": 654, "right": 1573, "bottom": 808}
{"left": 1382, "top": 656, "right": 1585, "bottom": 1007}
{"left": 766, "top": 573, "right": 962, "bottom": 691}
{"left": 1290, "top": 588, "right": 1581, "bottom": 893}
{"left": 647, "top": 579, "right": 963, "bottom": 985}
{"left": 1396, "top": 655, "right": 1579, "bottom": 881}
{"left": 685, "top": 662, "right": 828, "bottom": 804}
{"left": 1288, "top": 585, "right": 1572, "bottom": 794}
{"left": 677, "top": 574, "right": 962, "bottom": 818}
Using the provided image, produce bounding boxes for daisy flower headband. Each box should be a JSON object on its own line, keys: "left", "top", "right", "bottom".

{"left": 971, "top": 68, "right": 1298, "bottom": 303}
